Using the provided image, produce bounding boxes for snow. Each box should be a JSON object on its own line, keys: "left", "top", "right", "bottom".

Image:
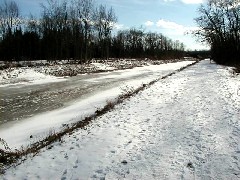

{"left": 0, "top": 68, "right": 66, "bottom": 87}
{"left": 0, "top": 61, "right": 195, "bottom": 149}
{"left": 92, "top": 63, "right": 116, "bottom": 71}
{"left": 217, "top": 67, "right": 240, "bottom": 110}
{"left": 0, "top": 59, "right": 185, "bottom": 87}
{"left": 1, "top": 60, "right": 240, "bottom": 179}
{"left": 86, "top": 63, "right": 186, "bottom": 82}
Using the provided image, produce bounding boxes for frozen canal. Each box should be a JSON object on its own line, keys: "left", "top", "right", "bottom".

{"left": 0, "top": 61, "right": 196, "bottom": 126}
{"left": 0, "top": 71, "right": 133, "bottom": 125}
{"left": 0, "top": 61, "right": 196, "bottom": 149}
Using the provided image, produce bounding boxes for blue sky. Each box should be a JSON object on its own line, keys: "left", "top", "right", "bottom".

{"left": 12, "top": 0, "right": 208, "bottom": 50}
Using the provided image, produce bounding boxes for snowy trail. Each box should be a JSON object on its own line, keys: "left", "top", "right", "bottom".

{"left": 2, "top": 60, "right": 240, "bottom": 179}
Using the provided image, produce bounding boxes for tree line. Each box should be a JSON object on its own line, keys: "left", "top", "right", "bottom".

{"left": 195, "top": 0, "right": 240, "bottom": 66}
{"left": 0, "top": 0, "right": 185, "bottom": 62}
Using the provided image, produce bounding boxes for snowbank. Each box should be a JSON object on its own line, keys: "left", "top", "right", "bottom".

{"left": 217, "top": 67, "right": 240, "bottom": 110}
{"left": 91, "top": 63, "right": 116, "bottom": 71}
{"left": 0, "top": 59, "right": 190, "bottom": 87}
{"left": 0, "top": 68, "right": 66, "bottom": 87}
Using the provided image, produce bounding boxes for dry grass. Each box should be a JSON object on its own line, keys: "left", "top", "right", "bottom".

{"left": 233, "top": 66, "right": 240, "bottom": 74}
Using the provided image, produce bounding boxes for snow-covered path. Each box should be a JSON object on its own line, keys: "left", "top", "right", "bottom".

{"left": 2, "top": 60, "right": 240, "bottom": 179}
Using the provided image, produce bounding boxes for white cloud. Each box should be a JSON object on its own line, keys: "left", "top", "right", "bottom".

{"left": 113, "top": 23, "right": 125, "bottom": 30}
{"left": 156, "top": 19, "right": 199, "bottom": 35}
{"left": 156, "top": 19, "right": 183, "bottom": 30}
{"left": 154, "top": 19, "right": 206, "bottom": 50}
{"left": 144, "top": 21, "right": 154, "bottom": 27}
{"left": 180, "top": 0, "right": 204, "bottom": 4}
{"left": 163, "top": 0, "right": 204, "bottom": 4}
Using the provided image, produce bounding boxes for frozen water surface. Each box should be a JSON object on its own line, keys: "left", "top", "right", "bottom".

{"left": 0, "top": 61, "right": 194, "bottom": 148}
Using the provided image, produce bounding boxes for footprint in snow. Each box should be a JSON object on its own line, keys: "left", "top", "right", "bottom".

{"left": 61, "top": 169, "right": 67, "bottom": 180}
{"left": 64, "top": 154, "right": 68, "bottom": 159}
{"left": 76, "top": 144, "right": 80, "bottom": 148}
{"left": 121, "top": 160, "right": 128, "bottom": 165}
{"left": 187, "top": 162, "right": 194, "bottom": 169}
{"left": 62, "top": 169, "right": 67, "bottom": 175}
{"left": 96, "top": 169, "right": 104, "bottom": 174}
{"left": 73, "top": 159, "right": 79, "bottom": 168}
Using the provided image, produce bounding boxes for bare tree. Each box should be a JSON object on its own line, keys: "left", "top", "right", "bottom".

{"left": 94, "top": 5, "right": 117, "bottom": 59}
{"left": 40, "top": 0, "right": 68, "bottom": 32}
{"left": 27, "top": 14, "right": 40, "bottom": 33}
{"left": 74, "top": 0, "right": 94, "bottom": 61}
{"left": 195, "top": 0, "right": 240, "bottom": 64}
{"left": 68, "top": 1, "right": 83, "bottom": 60}
{"left": 40, "top": 0, "right": 70, "bottom": 59}
{"left": 0, "top": 0, "right": 20, "bottom": 36}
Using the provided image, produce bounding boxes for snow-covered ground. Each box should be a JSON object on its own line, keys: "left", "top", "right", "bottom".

{"left": 2, "top": 60, "right": 239, "bottom": 179}
{"left": 0, "top": 68, "right": 66, "bottom": 87}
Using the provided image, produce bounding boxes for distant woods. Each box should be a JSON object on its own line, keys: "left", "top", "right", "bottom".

{"left": 0, "top": 0, "right": 185, "bottom": 62}
{"left": 195, "top": 0, "right": 240, "bottom": 66}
